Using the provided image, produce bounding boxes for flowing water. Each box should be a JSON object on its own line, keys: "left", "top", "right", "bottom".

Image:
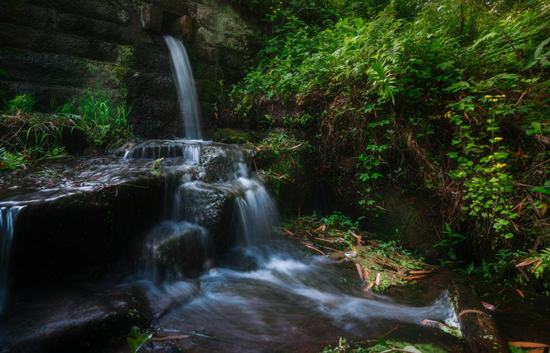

{"left": 0, "top": 206, "right": 24, "bottom": 313}
{"left": 126, "top": 38, "right": 459, "bottom": 350}
{"left": 0, "top": 37, "right": 462, "bottom": 352}
{"left": 118, "top": 141, "right": 459, "bottom": 352}
{"left": 164, "top": 35, "right": 203, "bottom": 140}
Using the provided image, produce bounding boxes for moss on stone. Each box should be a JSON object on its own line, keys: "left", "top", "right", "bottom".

{"left": 212, "top": 128, "right": 253, "bottom": 144}
{"left": 116, "top": 46, "right": 136, "bottom": 67}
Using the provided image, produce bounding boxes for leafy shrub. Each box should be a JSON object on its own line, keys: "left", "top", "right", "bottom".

{"left": 7, "top": 94, "right": 35, "bottom": 115}
{"left": 229, "top": 0, "right": 550, "bottom": 240}
{"left": 226, "top": 0, "right": 550, "bottom": 291}
{"left": 0, "top": 147, "right": 25, "bottom": 170}
{"left": 63, "top": 86, "right": 134, "bottom": 148}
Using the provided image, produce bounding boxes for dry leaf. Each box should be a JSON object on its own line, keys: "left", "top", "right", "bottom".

{"left": 516, "top": 257, "right": 539, "bottom": 268}
{"left": 281, "top": 228, "right": 295, "bottom": 236}
{"left": 356, "top": 236, "right": 362, "bottom": 246}
{"left": 304, "top": 244, "right": 326, "bottom": 255}
{"left": 509, "top": 342, "right": 550, "bottom": 348}
{"left": 539, "top": 203, "right": 548, "bottom": 217}
{"left": 365, "top": 281, "right": 374, "bottom": 291}
{"left": 528, "top": 349, "right": 545, "bottom": 353}
{"left": 481, "top": 301, "right": 497, "bottom": 311}
{"left": 516, "top": 289, "right": 525, "bottom": 298}
{"left": 408, "top": 270, "right": 433, "bottom": 274}
{"left": 355, "top": 263, "right": 364, "bottom": 281}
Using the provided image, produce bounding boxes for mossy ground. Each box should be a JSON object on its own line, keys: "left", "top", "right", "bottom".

{"left": 212, "top": 128, "right": 254, "bottom": 144}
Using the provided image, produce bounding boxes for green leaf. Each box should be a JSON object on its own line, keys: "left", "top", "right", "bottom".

{"left": 491, "top": 73, "right": 519, "bottom": 81}
{"left": 522, "top": 36, "right": 550, "bottom": 71}
{"left": 531, "top": 187, "right": 550, "bottom": 195}
{"left": 445, "top": 81, "right": 470, "bottom": 93}
{"left": 378, "top": 337, "right": 388, "bottom": 347}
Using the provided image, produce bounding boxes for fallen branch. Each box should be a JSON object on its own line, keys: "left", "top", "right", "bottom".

{"left": 304, "top": 244, "right": 326, "bottom": 255}
{"left": 448, "top": 285, "right": 510, "bottom": 353}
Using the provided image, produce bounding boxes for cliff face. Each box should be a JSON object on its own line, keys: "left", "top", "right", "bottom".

{"left": 0, "top": 0, "right": 260, "bottom": 138}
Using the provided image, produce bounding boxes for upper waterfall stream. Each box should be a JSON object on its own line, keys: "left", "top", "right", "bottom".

{"left": 164, "top": 35, "right": 203, "bottom": 140}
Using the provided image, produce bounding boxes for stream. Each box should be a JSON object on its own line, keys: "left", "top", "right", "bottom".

{"left": 0, "top": 35, "right": 465, "bottom": 352}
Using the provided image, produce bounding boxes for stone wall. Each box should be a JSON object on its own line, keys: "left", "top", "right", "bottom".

{"left": 0, "top": 0, "right": 261, "bottom": 138}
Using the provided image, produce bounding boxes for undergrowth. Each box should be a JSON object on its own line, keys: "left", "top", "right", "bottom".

{"left": 0, "top": 86, "right": 134, "bottom": 170}
{"left": 224, "top": 0, "right": 550, "bottom": 293}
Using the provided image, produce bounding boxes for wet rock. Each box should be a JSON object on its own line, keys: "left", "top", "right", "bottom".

{"left": 1, "top": 158, "right": 166, "bottom": 291}
{"left": 146, "top": 222, "right": 213, "bottom": 277}
{"left": 141, "top": 4, "right": 163, "bottom": 33}
{"left": 168, "top": 15, "right": 194, "bottom": 42}
{"left": 0, "top": 283, "right": 151, "bottom": 353}
{"left": 177, "top": 182, "right": 237, "bottom": 252}
{"left": 448, "top": 285, "right": 510, "bottom": 353}
{"left": 198, "top": 144, "right": 253, "bottom": 183}
{"left": 334, "top": 184, "right": 448, "bottom": 260}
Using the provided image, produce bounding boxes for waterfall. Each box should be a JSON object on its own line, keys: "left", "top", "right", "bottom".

{"left": 164, "top": 35, "right": 203, "bottom": 140}
{"left": 0, "top": 206, "right": 23, "bottom": 313}
{"left": 234, "top": 178, "right": 279, "bottom": 249}
{"left": 124, "top": 36, "right": 279, "bottom": 277}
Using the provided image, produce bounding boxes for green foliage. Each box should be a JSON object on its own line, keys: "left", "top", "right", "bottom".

{"left": 0, "top": 111, "right": 70, "bottom": 170}
{"left": 63, "top": 86, "right": 134, "bottom": 148}
{"left": 127, "top": 326, "right": 153, "bottom": 353}
{"left": 231, "top": 0, "right": 550, "bottom": 256}
{"left": 289, "top": 211, "right": 362, "bottom": 249}
{"left": 435, "top": 223, "right": 466, "bottom": 263}
{"left": 260, "top": 130, "right": 312, "bottom": 156}
{"left": 1, "top": 87, "right": 134, "bottom": 171}
{"left": 6, "top": 94, "right": 35, "bottom": 115}
{"left": 0, "top": 147, "right": 25, "bottom": 170}
{"left": 150, "top": 158, "right": 164, "bottom": 176}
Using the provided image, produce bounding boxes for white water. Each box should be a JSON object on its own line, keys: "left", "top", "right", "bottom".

{"left": 124, "top": 45, "right": 458, "bottom": 350}
{"left": 0, "top": 206, "right": 24, "bottom": 313}
{"left": 164, "top": 35, "right": 203, "bottom": 140}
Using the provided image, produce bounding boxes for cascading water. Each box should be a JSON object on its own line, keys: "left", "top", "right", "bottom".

{"left": 0, "top": 206, "right": 24, "bottom": 313}
{"left": 164, "top": 35, "right": 203, "bottom": 140}
{"left": 0, "top": 32, "right": 463, "bottom": 353}
{"left": 120, "top": 43, "right": 458, "bottom": 351}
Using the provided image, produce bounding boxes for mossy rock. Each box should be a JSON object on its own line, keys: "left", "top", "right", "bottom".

{"left": 212, "top": 128, "right": 254, "bottom": 144}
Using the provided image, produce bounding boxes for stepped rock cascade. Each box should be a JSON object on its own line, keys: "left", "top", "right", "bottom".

{"left": 0, "top": 206, "right": 24, "bottom": 313}
{"left": 164, "top": 35, "right": 203, "bottom": 140}
{"left": 118, "top": 139, "right": 281, "bottom": 281}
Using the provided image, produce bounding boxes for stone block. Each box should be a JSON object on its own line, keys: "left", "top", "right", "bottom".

{"left": 141, "top": 4, "right": 163, "bottom": 33}
{"left": 170, "top": 15, "right": 193, "bottom": 41}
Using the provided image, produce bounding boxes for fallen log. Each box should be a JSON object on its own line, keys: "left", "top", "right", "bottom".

{"left": 448, "top": 285, "right": 510, "bottom": 353}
